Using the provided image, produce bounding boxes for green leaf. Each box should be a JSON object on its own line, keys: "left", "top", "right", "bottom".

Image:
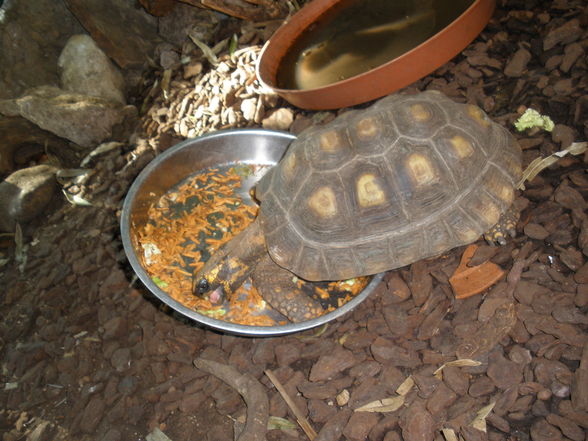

{"left": 514, "top": 108, "right": 554, "bottom": 132}
{"left": 267, "top": 416, "right": 297, "bottom": 431}
{"left": 152, "top": 276, "right": 168, "bottom": 288}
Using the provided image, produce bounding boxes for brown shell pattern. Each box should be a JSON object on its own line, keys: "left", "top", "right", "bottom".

{"left": 257, "top": 90, "right": 523, "bottom": 281}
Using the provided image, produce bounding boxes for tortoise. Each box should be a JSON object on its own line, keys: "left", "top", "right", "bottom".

{"left": 193, "top": 90, "right": 522, "bottom": 323}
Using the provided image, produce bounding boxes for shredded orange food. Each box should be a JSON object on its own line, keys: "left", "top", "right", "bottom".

{"left": 135, "top": 165, "right": 369, "bottom": 326}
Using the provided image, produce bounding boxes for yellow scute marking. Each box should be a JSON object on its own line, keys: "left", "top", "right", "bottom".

{"left": 319, "top": 130, "right": 341, "bottom": 152}
{"left": 481, "top": 202, "right": 501, "bottom": 226}
{"left": 356, "top": 117, "right": 378, "bottom": 139}
{"left": 406, "top": 153, "right": 438, "bottom": 186}
{"left": 308, "top": 186, "right": 338, "bottom": 218}
{"left": 457, "top": 228, "right": 479, "bottom": 242}
{"left": 467, "top": 105, "right": 490, "bottom": 127}
{"left": 497, "top": 184, "right": 514, "bottom": 203}
{"left": 356, "top": 173, "right": 386, "bottom": 207}
{"left": 282, "top": 153, "right": 296, "bottom": 180}
{"left": 450, "top": 135, "right": 474, "bottom": 159}
{"left": 410, "top": 104, "right": 431, "bottom": 122}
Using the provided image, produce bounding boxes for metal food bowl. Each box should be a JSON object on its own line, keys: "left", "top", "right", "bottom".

{"left": 121, "top": 129, "right": 384, "bottom": 336}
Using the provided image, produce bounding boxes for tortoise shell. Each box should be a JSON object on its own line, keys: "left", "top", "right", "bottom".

{"left": 256, "top": 91, "right": 522, "bottom": 281}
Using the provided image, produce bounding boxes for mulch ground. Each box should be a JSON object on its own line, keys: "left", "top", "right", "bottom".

{"left": 1, "top": 1, "right": 588, "bottom": 441}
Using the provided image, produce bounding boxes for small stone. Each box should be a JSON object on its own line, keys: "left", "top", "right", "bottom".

{"left": 554, "top": 184, "right": 586, "bottom": 211}
{"left": 102, "top": 316, "right": 127, "bottom": 340}
{"left": 110, "top": 348, "right": 131, "bottom": 372}
{"left": 504, "top": 48, "right": 532, "bottom": 77}
{"left": 426, "top": 382, "right": 457, "bottom": 415}
{"left": 342, "top": 411, "right": 379, "bottom": 441}
{"left": 524, "top": 223, "right": 549, "bottom": 240}
{"left": 546, "top": 413, "right": 584, "bottom": 441}
{"left": 400, "top": 401, "right": 435, "bottom": 441}
{"left": 341, "top": 329, "right": 377, "bottom": 350}
{"left": 543, "top": 19, "right": 581, "bottom": 51}
{"left": 275, "top": 342, "right": 302, "bottom": 367}
{"left": 468, "top": 376, "right": 495, "bottom": 397}
{"left": 262, "top": 108, "right": 294, "bottom": 131}
{"left": 98, "top": 428, "right": 121, "bottom": 441}
{"left": 571, "top": 342, "right": 588, "bottom": 411}
{"left": 443, "top": 366, "right": 469, "bottom": 396}
{"left": 26, "top": 420, "right": 55, "bottom": 441}
{"left": 183, "top": 60, "right": 203, "bottom": 79}
{"left": 552, "top": 124, "right": 576, "bottom": 149}
{"left": 553, "top": 78, "right": 573, "bottom": 96}
{"left": 307, "top": 399, "right": 337, "bottom": 424}
{"left": 240, "top": 98, "right": 257, "bottom": 122}
{"left": 530, "top": 419, "right": 562, "bottom": 441}
{"left": 487, "top": 352, "right": 523, "bottom": 389}
{"left": 560, "top": 42, "right": 584, "bottom": 73}
{"left": 382, "top": 272, "right": 411, "bottom": 304}
{"left": 159, "top": 48, "right": 180, "bottom": 70}
{"left": 574, "top": 262, "right": 588, "bottom": 284}
{"left": 179, "top": 391, "right": 206, "bottom": 414}
{"left": 80, "top": 396, "right": 106, "bottom": 433}
{"left": 309, "top": 348, "right": 356, "bottom": 382}
{"left": 370, "top": 338, "right": 420, "bottom": 367}
{"left": 315, "top": 408, "right": 352, "bottom": 441}
{"left": 382, "top": 307, "right": 409, "bottom": 337}
{"left": 349, "top": 360, "right": 381, "bottom": 380}
{"left": 508, "top": 345, "right": 532, "bottom": 365}
{"left": 552, "top": 305, "right": 588, "bottom": 325}
{"left": 558, "top": 246, "right": 583, "bottom": 272}
{"left": 297, "top": 381, "right": 337, "bottom": 400}
{"left": 576, "top": 285, "right": 588, "bottom": 308}
{"left": 117, "top": 376, "right": 138, "bottom": 395}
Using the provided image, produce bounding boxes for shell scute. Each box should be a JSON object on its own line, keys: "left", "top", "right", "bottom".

{"left": 257, "top": 91, "right": 522, "bottom": 281}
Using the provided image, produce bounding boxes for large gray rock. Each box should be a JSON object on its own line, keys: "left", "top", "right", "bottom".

{"left": 0, "top": 86, "right": 128, "bottom": 148}
{"left": 0, "top": 164, "right": 57, "bottom": 232}
{"left": 0, "top": 0, "right": 84, "bottom": 99}
{"left": 58, "top": 34, "right": 126, "bottom": 105}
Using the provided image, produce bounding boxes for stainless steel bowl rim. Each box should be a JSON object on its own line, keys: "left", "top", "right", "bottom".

{"left": 121, "top": 128, "right": 384, "bottom": 336}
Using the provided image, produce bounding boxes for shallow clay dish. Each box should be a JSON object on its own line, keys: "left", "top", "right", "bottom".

{"left": 121, "top": 129, "right": 384, "bottom": 336}
{"left": 257, "top": 0, "right": 495, "bottom": 109}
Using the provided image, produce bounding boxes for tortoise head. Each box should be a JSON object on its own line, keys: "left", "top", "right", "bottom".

{"left": 192, "top": 220, "right": 267, "bottom": 305}
{"left": 192, "top": 253, "right": 231, "bottom": 304}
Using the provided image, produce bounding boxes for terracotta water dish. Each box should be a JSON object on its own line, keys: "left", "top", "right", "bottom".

{"left": 257, "top": 0, "right": 496, "bottom": 109}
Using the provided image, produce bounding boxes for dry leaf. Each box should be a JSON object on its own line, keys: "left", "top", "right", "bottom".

{"left": 434, "top": 359, "right": 482, "bottom": 378}
{"left": 441, "top": 428, "right": 459, "bottom": 441}
{"left": 470, "top": 401, "right": 495, "bottom": 432}
{"left": 267, "top": 416, "right": 297, "bottom": 431}
{"left": 355, "top": 396, "right": 404, "bottom": 413}
{"left": 396, "top": 376, "right": 414, "bottom": 396}
{"left": 63, "top": 190, "right": 92, "bottom": 206}
{"left": 517, "top": 141, "right": 588, "bottom": 189}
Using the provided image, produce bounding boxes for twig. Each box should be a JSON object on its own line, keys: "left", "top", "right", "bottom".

{"left": 194, "top": 358, "right": 268, "bottom": 441}
{"left": 505, "top": 242, "right": 539, "bottom": 298}
{"left": 265, "top": 369, "right": 317, "bottom": 440}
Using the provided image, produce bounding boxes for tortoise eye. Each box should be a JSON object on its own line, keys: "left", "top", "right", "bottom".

{"left": 196, "top": 278, "right": 210, "bottom": 294}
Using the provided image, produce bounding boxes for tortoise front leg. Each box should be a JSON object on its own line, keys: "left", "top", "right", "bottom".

{"left": 252, "top": 255, "right": 325, "bottom": 323}
{"left": 484, "top": 206, "right": 519, "bottom": 245}
{"left": 193, "top": 219, "right": 266, "bottom": 303}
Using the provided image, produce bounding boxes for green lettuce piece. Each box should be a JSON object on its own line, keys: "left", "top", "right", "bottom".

{"left": 514, "top": 108, "right": 554, "bottom": 132}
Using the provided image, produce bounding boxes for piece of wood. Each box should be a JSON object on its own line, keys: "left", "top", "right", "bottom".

{"left": 179, "top": 0, "right": 286, "bottom": 21}
{"left": 194, "top": 358, "right": 269, "bottom": 441}
{"left": 265, "top": 369, "right": 317, "bottom": 440}
{"left": 449, "top": 244, "right": 505, "bottom": 299}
